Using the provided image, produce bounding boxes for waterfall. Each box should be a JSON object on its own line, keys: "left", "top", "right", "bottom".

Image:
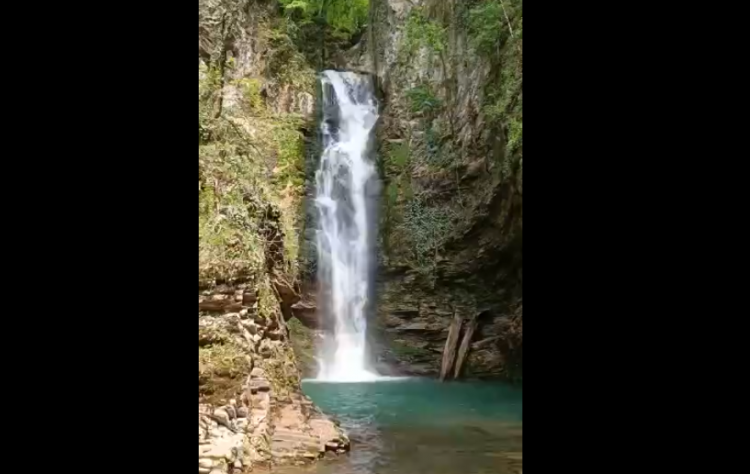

{"left": 313, "top": 70, "right": 381, "bottom": 382}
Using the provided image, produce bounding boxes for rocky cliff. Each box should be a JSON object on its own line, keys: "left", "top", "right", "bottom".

{"left": 199, "top": 1, "right": 351, "bottom": 472}
{"left": 198, "top": 1, "right": 523, "bottom": 469}
{"left": 347, "top": 0, "right": 523, "bottom": 381}
{"left": 198, "top": 285, "right": 348, "bottom": 473}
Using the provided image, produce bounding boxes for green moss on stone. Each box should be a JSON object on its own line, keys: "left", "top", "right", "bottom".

{"left": 199, "top": 341, "right": 251, "bottom": 404}
{"left": 389, "top": 340, "right": 432, "bottom": 362}
{"left": 287, "top": 318, "right": 316, "bottom": 375}
{"left": 406, "top": 84, "right": 442, "bottom": 116}
{"left": 399, "top": 7, "right": 447, "bottom": 62}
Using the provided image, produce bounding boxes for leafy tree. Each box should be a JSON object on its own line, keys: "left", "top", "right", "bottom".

{"left": 279, "top": 0, "right": 369, "bottom": 35}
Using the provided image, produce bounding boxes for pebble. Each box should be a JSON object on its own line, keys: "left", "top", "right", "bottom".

{"left": 242, "top": 320, "right": 258, "bottom": 334}
{"left": 243, "top": 293, "right": 257, "bottom": 305}
{"left": 235, "top": 418, "right": 249, "bottom": 432}
{"left": 204, "top": 442, "right": 233, "bottom": 459}
{"left": 213, "top": 408, "right": 230, "bottom": 424}
{"left": 203, "top": 417, "right": 218, "bottom": 429}
{"left": 223, "top": 405, "right": 237, "bottom": 419}
{"left": 249, "top": 379, "right": 271, "bottom": 393}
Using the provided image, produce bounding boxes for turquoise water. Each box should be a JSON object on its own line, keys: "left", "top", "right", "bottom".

{"left": 279, "top": 378, "right": 522, "bottom": 474}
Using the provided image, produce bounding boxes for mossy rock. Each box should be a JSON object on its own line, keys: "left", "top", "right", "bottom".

{"left": 198, "top": 323, "right": 232, "bottom": 347}
{"left": 389, "top": 339, "right": 433, "bottom": 363}
{"left": 287, "top": 318, "right": 316, "bottom": 376}
{"left": 198, "top": 341, "right": 251, "bottom": 405}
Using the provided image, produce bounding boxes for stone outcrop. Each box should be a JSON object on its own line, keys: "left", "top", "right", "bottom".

{"left": 199, "top": 284, "right": 349, "bottom": 473}
{"left": 345, "top": 0, "right": 523, "bottom": 381}
{"left": 199, "top": 2, "right": 359, "bottom": 471}
{"left": 439, "top": 312, "right": 462, "bottom": 380}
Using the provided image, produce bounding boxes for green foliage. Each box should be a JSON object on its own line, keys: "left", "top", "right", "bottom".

{"left": 287, "top": 317, "right": 316, "bottom": 373}
{"left": 390, "top": 122, "right": 452, "bottom": 170}
{"left": 279, "top": 0, "right": 369, "bottom": 35}
{"left": 381, "top": 140, "right": 411, "bottom": 256}
{"left": 256, "top": 276, "right": 278, "bottom": 322}
{"left": 198, "top": 58, "right": 309, "bottom": 285}
{"left": 423, "top": 125, "right": 447, "bottom": 166}
{"left": 402, "top": 7, "right": 447, "bottom": 56}
{"left": 265, "top": 19, "right": 317, "bottom": 89}
{"left": 466, "top": 0, "right": 505, "bottom": 55}
{"left": 467, "top": 0, "right": 522, "bottom": 176}
{"left": 507, "top": 118, "right": 522, "bottom": 152}
{"left": 270, "top": 119, "right": 308, "bottom": 276}
{"left": 386, "top": 181, "right": 399, "bottom": 208}
{"left": 199, "top": 342, "right": 249, "bottom": 379}
{"left": 199, "top": 64, "right": 223, "bottom": 140}
{"left": 198, "top": 162, "right": 266, "bottom": 284}
{"left": 198, "top": 339, "right": 251, "bottom": 403}
{"left": 406, "top": 84, "right": 442, "bottom": 116}
{"left": 400, "top": 174, "right": 414, "bottom": 202}
{"left": 271, "top": 119, "right": 307, "bottom": 190}
{"left": 198, "top": 64, "right": 268, "bottom": 283}
{"left": 483, "top": 83, "right": 522, "bottom": 168}
{"left": 237, "top": 78, "right": 264, "bottom": 113}
{"left": 379, "top": 0, "right": 522, "bottom": 282}
{"left": 402, "top": 197, "right": 455, "bottom": 267}
{"left": 386, "top": 142, "right": 411, "bottom": 172}
{"left": 465, "top": 0, "right": 522, "bottom": 122}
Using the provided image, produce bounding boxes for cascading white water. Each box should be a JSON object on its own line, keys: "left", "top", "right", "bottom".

{"left": 314, "top": 70, "right": 381, "bottom": 382}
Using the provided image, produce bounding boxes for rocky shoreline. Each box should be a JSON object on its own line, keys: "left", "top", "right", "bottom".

{"left": 199, "top": 285, "right": 349, "bottom": 473}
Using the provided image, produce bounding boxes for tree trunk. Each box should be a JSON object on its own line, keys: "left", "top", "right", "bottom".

{"left": 439, "top": 312, "right": 463, "bottom": 381}
{"left": 453, "top": 314, "right": 478, "bottom": 379}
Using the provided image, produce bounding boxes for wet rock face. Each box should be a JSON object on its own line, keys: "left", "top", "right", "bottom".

{"left": 344, "top": 0, "right": 522, "bottom": 380}
{"left": 375, "top": 288, "right": 522, "bottom": 379}
{"left": 199, "top": 284, "right": 350, "bottom": 473}
{"left": 199, "top": 0, "right": 316, "bottom": 121}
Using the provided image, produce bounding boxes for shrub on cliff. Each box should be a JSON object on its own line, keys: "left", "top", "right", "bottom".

{"left": 279, "top": 0, "right": 369, "bottom": 35}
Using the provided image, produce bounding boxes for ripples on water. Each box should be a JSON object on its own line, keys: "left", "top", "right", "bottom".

{"left": 277, "top": 378, "right": 522, "bottom": 474}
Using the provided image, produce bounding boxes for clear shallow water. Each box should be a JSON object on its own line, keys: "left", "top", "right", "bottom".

{"left": 278, "top": 378, "right": 522, "bottom": 474}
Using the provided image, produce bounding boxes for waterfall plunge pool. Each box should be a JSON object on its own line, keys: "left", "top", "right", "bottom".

{"left": 303, "top": 71, "right": 522, "bottom": 474}
{"left": 277, "top": 378, "right": 522, "bottom": 474}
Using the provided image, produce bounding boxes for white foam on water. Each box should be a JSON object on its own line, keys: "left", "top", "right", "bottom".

{"left": 302, "top": 376, "right": 412, "bottom": 384}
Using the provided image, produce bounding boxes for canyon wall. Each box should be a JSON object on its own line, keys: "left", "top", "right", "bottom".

{"left": 348, "top": 0, "right": 523, "bottom": 381}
